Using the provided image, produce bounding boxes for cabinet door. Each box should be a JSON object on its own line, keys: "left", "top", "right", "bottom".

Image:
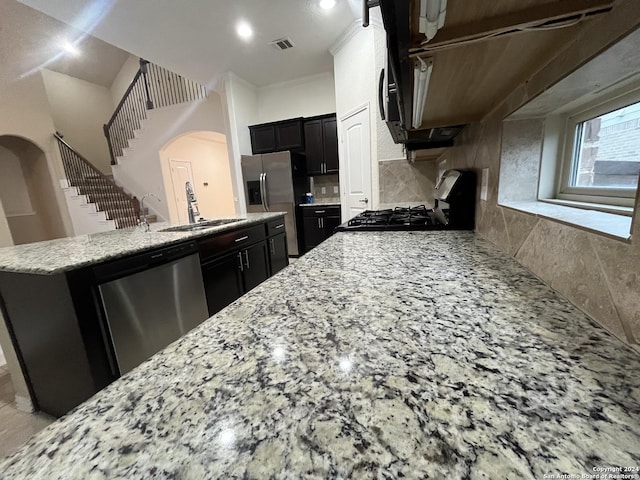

{"left": 275, "top": 120, "right": 304, "bottom": 151}
{"left": 268, "top": 233, "right": 289, "bottom": 275}
{"left": 323, "top": 117, "right": 339, "bottom": 173}
{"left": 304, "top": 119, "right": 324, "bottom": 175}
{"left": 201, "top": 252, "right": 243, "bottom": 316}
{"left": 323, "top": 215, "right": 341, "bottom": 238}
{"left": 250, "top": 125, "right": 276, "bottom": 154}
{"left": 242, "top": 242, "right": 270, "bottom": 292}
{"left": 303, "top": 216, "right": 325, "bottom": 250}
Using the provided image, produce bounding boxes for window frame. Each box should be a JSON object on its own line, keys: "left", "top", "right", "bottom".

{"left": 556, "top": 86, "right": 640, "bottom": 208}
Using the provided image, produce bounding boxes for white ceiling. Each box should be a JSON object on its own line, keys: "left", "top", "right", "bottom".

{"left": 17, "top": 0, "right": 360, "bottom": 88}
{"left": 1, "top": 0, "right": 129, "bottom": 87}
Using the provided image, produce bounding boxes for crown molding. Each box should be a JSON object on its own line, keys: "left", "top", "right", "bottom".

{"left": 330, "top": 14, "right": 384, "bottom": 56}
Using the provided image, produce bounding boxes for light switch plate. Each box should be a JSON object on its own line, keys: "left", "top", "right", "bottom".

{"left": 481, "top": 168, "right": 489, "bottom": 201}
{"left": 333, "top": 186, "right": 339, "bottom": 194}
{"left": 321, "top": 187, "right": 326, "bottom": 194}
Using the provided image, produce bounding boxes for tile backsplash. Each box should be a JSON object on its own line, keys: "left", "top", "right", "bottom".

{"left": 379, "top": 160, "right": 438, "bottom": 206}
{"left": 311, "top": 175, "right": 340, "bottom": 204}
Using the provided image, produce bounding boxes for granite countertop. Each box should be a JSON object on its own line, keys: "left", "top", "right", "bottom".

{"left": 0, "top": 212, "right": 284, "bottom": 275}
{"left": 298, "top": 202, "right": 341, "bottom": 207}
{"left": 2, "top": 231, "right": 640, "bottom": 478}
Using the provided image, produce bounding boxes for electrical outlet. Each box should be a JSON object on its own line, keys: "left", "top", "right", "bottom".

{"left": 321, "top": 187, "right": 326, "bottom": 194}
{"left": 333, "top": 186, "right": 339, "bottom": 194}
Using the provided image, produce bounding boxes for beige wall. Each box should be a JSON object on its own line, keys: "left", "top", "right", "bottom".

{"left": 257, "top": 73, "right": 336, "bottom": 124}
{"left": 0, "top": 145, "right": 33, "bottom": 214}
{"left": 0, "top": 137, "right": 66, "bottom": 245}
{"left": 41, "top": 69, "right": 115, "bottom": 173}
{"left": 110, "top": 55, "right": 141, "bottom": 108}
{"left": 439, "top": 3, "right": 640, "bottom": 349}
{"left": 160, "top": 132, "right": 235, "bottom": 223}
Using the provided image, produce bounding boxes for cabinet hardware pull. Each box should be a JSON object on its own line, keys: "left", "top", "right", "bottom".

{"left": 270, "top": 238, "right": 275, "bottom": 255}
{"left": 317, "top": 218, "right": 321, "bottom": 229}
{"left": 237, "top": 252, "right": 244, "bottom": 272}
{"left": 315, "top": 210, "right": 326, "bottom": 214}
{"left": 235, "top": 235, "right": 249, "bottom": 243}
{"left": 321, "top": 218, "right": 324, "bottom": 228}
{"left": 275, "top": 224, "right": 284, "bottom": 229}
{"left": 244, "top": 250, "right": 250, "bottom": 269}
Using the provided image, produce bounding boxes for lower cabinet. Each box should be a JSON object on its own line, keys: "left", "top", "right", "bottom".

{"left": 201, "top": 252, "right": 244, "bottom": 316}
{"left": 268, "top": 232, "right": 288, "bottom": 275}
{"left": 200, "top": 216, "right": 286, "bottom": 316}
{"left": 303, "top": 206, "right": 341, "bottom": 251}
{"left": 241, "top": 242, "right": 270, "bottom": 292}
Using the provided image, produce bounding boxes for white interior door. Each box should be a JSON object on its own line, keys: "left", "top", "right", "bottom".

{"left": 169, "top": 159, "right": 194, "bottom": 225}
{"left": 340, "top": 106, "right": 372, "bottom": 222}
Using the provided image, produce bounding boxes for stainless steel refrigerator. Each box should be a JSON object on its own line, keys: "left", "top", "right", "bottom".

{"left": 241, "top": 152, "right": 307, "bottom": 256}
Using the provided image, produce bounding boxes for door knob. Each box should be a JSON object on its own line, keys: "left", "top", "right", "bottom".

{"left": 359, "top": 198, "right": 369, "bottom": 204}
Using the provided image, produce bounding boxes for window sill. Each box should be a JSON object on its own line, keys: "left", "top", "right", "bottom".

{"left": 499, "top": 200, "right": 632, "bottom": 241}
{"left": 543, "top": 198, "right": 634, "bottom": 217}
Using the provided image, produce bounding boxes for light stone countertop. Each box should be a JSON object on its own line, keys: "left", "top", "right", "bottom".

{"left": 0, "top": 213, "right": 285, "bottom": 275}
{"left": 1, "top": 231, "right": 639, "bottom": 478}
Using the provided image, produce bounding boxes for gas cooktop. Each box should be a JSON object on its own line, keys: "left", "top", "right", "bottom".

{"left": 336, "top": 206, "right": 444, "bottom": 231}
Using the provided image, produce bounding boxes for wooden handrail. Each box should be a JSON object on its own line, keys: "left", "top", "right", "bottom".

{"left": 103, "top": 59, "right": 207, "bottom": 165}
{"left": 55, "top": 133, "right": 140, "bottom": 228}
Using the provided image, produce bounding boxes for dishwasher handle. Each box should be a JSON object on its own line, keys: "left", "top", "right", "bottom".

{"left": 94, "top": 242, "right": 200, "bottom": 283}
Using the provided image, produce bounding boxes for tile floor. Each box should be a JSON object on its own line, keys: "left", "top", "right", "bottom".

{"left": 0, "top": 366, "right": 54, "bottom": 460}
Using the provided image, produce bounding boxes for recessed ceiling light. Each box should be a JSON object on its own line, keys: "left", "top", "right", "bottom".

{"left": 62, "top": 41, "right": 80, "bottom": 56}
{"left": 236, "top": 21, "right": 253, "bottom": 40}
{"left": 319, "top": 0, "right": 336, "bottom": 10}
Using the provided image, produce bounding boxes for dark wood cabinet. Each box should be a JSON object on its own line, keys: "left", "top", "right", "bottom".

{"left": 323, "top": 117, "right": 339, "bottom": 173}
{"left": 275, "top": 121, "right": 304, "bottom": 151}
{"left": 201, "top": 252, "right": 244, "bottom": 316}
{"left": 249, "top": 119, "right": 303, "bottom": 154}
{"left": 266, "top": 218, "right": 289, "bottom": 275}
{"left": 304, "top": 114, "right": 338, "bottom": 175}
{"left": 302, "top": 206, "right": 341, "bottom": 251}
{"left": 199, "top": 215, "right": 286, "bottom": 316}
{"left": 303, "top": 216, "right": 325, "bottom": 249}
{"left": 304, "top": 119, "right": 324, "bottom": 175}
{"left": 241, "top": 242, "right": 270, "bottom": 292}
{"left": 267, "top": 233, "right": 288, "bottom": 275}
{"left": 249, "top": 124, "right": 277, "bottom": 153}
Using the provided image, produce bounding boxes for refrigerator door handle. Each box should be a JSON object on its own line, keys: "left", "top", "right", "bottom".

{"left": 263, "top": 172, "right": 270, "bottom": 211}
{"left": 259, "top": 173, "right": 267, "bottom": 211}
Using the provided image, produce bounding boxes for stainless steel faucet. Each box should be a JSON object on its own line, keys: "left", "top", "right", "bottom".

{"left": 140, "top": 193, "right": 160, "bottom": 232}
{"left": 186, "top": 181, "right": 202, "bottom": 224}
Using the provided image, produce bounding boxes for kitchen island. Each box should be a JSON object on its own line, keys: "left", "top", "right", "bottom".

{"left": 1, "top": 231, "right": 639, "bottom": 478}
{"left": 0, "top": 212, "right": 283, "bottom": 274}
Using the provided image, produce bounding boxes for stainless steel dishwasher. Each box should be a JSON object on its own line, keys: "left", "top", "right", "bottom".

{"left": 94, "top": 241, "right": 208, "bottom": 375}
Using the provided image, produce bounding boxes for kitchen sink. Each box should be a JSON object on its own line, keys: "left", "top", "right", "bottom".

{"left": 159, "top": 219, "right": 242, "bottom": 233}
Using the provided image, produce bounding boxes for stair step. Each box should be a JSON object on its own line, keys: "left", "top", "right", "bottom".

{"left": 88, "top": 196, "right": 134, "bottom": 205}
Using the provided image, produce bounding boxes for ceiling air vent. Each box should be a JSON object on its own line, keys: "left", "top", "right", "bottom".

{"left": 270, "top": 37, "right": 295, "bottom": 51}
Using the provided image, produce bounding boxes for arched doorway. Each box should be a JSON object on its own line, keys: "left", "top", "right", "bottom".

{"left": 0, "top": 135, "right": 66, "bottom": 245}
{"left": 159, "top": 131, "right": 236, "bottom": 224}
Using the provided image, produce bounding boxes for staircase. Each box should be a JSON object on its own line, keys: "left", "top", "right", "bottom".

{"left": 104, "top": 59, "right": 208, "bottom": 165}
{"left": 55, "top": 133, "right": 156, "bottom": 233}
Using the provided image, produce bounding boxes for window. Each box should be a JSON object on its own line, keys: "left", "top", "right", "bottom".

{"left": 557, "top": 88, "right": 640, "bottom": 208}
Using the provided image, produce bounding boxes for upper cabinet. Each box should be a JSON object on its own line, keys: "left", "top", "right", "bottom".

{"left": 249, "top": 114, "right": 339, "bottom": 176}
{"left": 249, "top": 119, "right": 304, "bottom": 154}
{"left": 304, "top": 114, "right": 338, "bottom": 175}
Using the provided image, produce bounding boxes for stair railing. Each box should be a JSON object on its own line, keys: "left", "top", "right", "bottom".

{"left": 103, "top": 58, "right": 208, "bottom": 165}
{"left": 55, "top": 133, "right": 140, "bottom": 229}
